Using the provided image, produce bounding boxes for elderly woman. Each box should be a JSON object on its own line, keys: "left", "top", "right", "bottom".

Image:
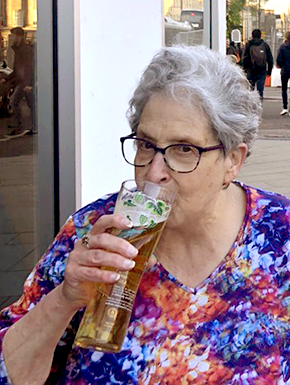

{"left": 1, "top": 45, "right": 290, "bottom": 384}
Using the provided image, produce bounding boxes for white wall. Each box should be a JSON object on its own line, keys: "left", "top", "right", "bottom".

{"left": 78, "top": 0, "right": 164, "bottom": 207}
{"left": 212, "top": 0, "right": 226, "bottom": 54}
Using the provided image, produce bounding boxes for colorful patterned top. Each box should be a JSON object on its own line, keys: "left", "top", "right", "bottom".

{"left": 1, "top": 182, "right": 290, "bottom": 385}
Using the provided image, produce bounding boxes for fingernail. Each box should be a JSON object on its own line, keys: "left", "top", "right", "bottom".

{"left": 123, "top": 259, "right": 135, "bottom": 269}
{"left": 127, "top": 246, "right": 138, "bottom": 257}
{"left": 110, "top": 272, "right": 121, "bottom": 281}
{"left": 121, "top": 217, "right": 133, "bottom": 227}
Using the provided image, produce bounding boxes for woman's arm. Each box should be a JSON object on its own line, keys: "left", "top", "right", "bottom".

{"left": 1, "top": 214, "right": 137, "bottom": 385}
{"left": 3, "top": 284, "right": 78, "bottom": 385}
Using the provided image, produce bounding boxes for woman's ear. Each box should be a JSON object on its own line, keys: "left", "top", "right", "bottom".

{"left": 224, "top": 143, "right": 248, "bottom": 184}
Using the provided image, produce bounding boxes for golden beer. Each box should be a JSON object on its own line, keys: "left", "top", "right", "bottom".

{"left": 74, "top": 221, "right": 165, "bottom": 352}
{"left": 74, "top": 180, "right": 175, "bottom": 353}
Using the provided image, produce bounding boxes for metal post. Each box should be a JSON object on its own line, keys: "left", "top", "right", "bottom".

{"left": 247, "top": 5, "right": 249, "bottom": 40}
{"left": 21, "top": 0, "right": 28, "bottom": 27}
{"left": 6, "top": 0, "right": 12, "bottom": 28}
{"left": 0, "top": 0, "right": 2, "bottom": 62}
{"left": 26, "top": 0, "right": 34, "bottom": 27}
{"left": 37, "top": 0, "right": 56, "bottom": 253}
{"left": 258, "top": 0, "right": 260, "bottom": 29}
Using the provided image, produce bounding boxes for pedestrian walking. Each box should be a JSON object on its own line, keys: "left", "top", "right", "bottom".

{"left": 0, "top": 27, "right": 35, "bottom": 137}
{"left": 276, "top": 31, "right": 290, "bottom": 116}
{"left": 242, "top": 29, "right": 273, "bottom": 100}
{"left": 226, "top": 41, "right": 240, "bottom": 64}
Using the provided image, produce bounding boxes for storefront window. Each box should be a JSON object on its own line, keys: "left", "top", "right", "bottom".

{"left": 0, "top": 0, "right": 38, "bottom": 308}
{"left": 164, "top": 0, "right": 204, "bottom": 47}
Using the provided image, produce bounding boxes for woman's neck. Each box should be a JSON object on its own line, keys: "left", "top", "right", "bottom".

{"left": 155, "top": 183, "right": 247, "bottom": 288}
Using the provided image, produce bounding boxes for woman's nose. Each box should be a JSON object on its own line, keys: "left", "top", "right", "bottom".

{"left": 145, "top": 152, "right": 171, "bottom": 183}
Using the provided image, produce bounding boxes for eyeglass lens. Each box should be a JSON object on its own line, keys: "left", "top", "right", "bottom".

{"left": 123, "top": 138, "right": 200, "bottom": 173}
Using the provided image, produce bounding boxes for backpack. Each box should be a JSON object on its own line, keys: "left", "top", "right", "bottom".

{"left": 250, "top": 43, "right": 267, "bottom": 68}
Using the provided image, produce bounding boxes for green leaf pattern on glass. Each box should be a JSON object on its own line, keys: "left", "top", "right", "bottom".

{"left": 145, "top": 200, "right": 167, "bottom": 216}
{"left": 134, "top": 193, "right": 143, "bottom": 204}
{"left": 123, "top": 199, "right": 136, "bottom": 207}
{"left": 148, "top": 219, "right": 157, "bottom": 229}
{"left": 139, "top": 214, "right": 148, "bottom": 225}
{"left": 121, "top": 192, "right": 170, "bottom": 228}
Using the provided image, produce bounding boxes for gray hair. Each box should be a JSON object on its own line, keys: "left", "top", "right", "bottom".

{"left": 127, "top": 45, "right": 262, "bottom": 156}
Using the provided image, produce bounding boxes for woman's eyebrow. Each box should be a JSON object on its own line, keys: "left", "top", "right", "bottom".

{"left": 135, "top": 130, "right": 155, "bottom": 141}
{"left": 136, "top": 128, "right": 205, "bottom": 146}
{"left": 137, "top": 133, "right": 203, "bottom": 147}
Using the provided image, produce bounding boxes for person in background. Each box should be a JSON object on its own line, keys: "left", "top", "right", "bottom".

{"left": 242, "top": 29, "right": 273, "bottom": 99}
{"left": 0, "top": 27, "right": 35, "bottom": 137}
{"left": 1, "top": 45, "right": 290, "bottom": 384}
{"left": 227, "top": 41, "right": 237, "bottom": 56}
{"left": 236, "top": 42, "right": 244, "bottom": 66}
{"left": 226, "top": 41, "right": 240, "bottom": 65}
{"left": 276, "top": 31, "right": 290, "bottom": 116}
{"left": 226, "top": 37, "right": 230, "bottom": 50}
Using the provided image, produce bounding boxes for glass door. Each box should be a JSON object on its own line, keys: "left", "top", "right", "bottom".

{"left": 0, "top": 0, "right": 78, "bottom": 310}
{"left": 0, "top": 0, "right": 38, "bottom": 307}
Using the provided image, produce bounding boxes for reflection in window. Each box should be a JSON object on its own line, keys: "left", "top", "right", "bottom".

{"left": 164, "top": 0, "right": 204, "bottom": 47}
{"left": 0, "top": 0, "right": 38, "bottom": 308}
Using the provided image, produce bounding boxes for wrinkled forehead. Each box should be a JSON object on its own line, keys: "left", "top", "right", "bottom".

{"left": 137, "top": 92, "right": 218, "bottom": 145}
{"left": 140, "top": 91, "right": 215, "bottom": 133}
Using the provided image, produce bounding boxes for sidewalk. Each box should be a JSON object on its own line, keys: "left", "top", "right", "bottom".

{"left": 238, "top": 86, "right": 290, "bottom": 198}
{"left": 259, "top": 87, "right": 290, "bottom": 139}
{"left": 238, "top": 139, "right": 290, "bottom": 198}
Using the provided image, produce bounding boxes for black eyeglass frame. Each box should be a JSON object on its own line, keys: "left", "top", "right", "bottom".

{"left": 120, "top": 133, "right": 225, "bottom": 174}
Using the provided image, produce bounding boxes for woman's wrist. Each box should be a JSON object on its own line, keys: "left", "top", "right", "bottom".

{"left": 54, "top": 283, "right": 84, "bottom": 315}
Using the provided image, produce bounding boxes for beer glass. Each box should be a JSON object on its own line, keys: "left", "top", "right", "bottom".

{"left": 74, "top": 180, "right": 175, "bottom": 353}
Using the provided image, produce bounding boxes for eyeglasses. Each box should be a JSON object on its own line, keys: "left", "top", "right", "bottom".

{"left": 120, "top": 133, "right": 224, "bottom": 173}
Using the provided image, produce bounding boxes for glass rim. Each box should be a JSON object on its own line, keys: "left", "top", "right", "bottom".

{"left": 120, "top": 179, "right": 176, "bottom": 200}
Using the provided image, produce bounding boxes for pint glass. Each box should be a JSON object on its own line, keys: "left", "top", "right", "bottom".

{"left": 74, "top": 180, "right": 175, "bottom": 352}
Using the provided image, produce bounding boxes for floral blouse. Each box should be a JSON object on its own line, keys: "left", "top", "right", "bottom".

{"left": 1, "top": 182, "right": 290, "bottom": 384}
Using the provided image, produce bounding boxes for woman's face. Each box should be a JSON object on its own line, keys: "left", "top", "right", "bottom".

{"left": 134, "top": 94, "right": 241, "bottom": 226}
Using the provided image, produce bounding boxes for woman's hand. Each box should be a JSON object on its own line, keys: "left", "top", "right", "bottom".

{"left": 2, "top": 217, "right": 137, "bottom": 385}
{"left": 59, "top": 215, "right": 138, "bottom": 310}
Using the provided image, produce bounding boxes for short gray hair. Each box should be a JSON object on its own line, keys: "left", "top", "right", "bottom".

{"left": 127, "top": 45, "right": 262, "bottom": 156}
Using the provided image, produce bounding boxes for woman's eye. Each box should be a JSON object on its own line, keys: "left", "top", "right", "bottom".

{"left": 179, "top": 146, "right": 192, "bottom": 153}
{"left": 139, "top": 141, "right": 153, "bottom": 150}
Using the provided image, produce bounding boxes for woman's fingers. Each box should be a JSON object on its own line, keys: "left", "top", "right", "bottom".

{"left": 89, "top": 214, "right": 133, "bottom": 236}
{"left": 80, "top": 232, "right": 138, "bottom": 259}
{"left": 80, "top": 248, "right": 136, "bottom": 271}
{"left": 62, "top": 214, "right": 140, "bottom": 306}
{"left": 69, "top": 244, "right": 136, "bottom": 284}
{"left": 69, "top": 263, "right": 122, "bottom": 284}
{"left": 65, "top": 248, "right": 136, "bottom": 297}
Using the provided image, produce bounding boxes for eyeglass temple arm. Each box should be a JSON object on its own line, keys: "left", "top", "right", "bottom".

{"left": 197, "top": 144, "right": 224, "bottom": 154}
